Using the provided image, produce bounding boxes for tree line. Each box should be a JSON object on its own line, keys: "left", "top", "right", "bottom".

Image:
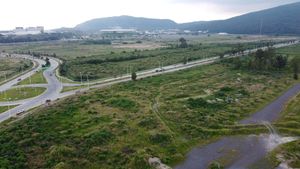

{"left": 0, "top": 33, "right": 75, "bottom": 43}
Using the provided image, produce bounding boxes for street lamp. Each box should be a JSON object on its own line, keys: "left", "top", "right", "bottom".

{"left": 7, "top": 98, "right": 11, "bottom": 117}
{"left": 80, "top": 72, "right": 83, "bottom": 85}
{"left": 86, "top": 74, "right": 90, "bottom": 89}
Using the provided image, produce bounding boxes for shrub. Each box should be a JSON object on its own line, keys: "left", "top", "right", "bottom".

{"left": 86, "top": 129, "right": 114, "bottom": 146}
{"left": 149, "top": 133, "right": 171, "bottom": 144}
{"left": 138, "top": 117, "right": 158, "bottom": 129}
{"left": 108, "top": 98, "right": 136, "bottom": 111}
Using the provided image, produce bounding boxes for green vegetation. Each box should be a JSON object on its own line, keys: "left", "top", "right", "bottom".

{"left": 264, "top": 93, "right": 300, "bottom": 168}
{"left": 0, "top": 106, "right": 17, "bottom": 114}
{"left": 0, "top": 57, "right": 33, "bottom": 84}
{"left": 0, "top": 48, "right": 297, "bottom": 168}
{"left": 0, "top": 35, "right": 293, "bottom": 82}
{"left": 17, "top": 71, "right": 46, "bottom": 85}
{"left": 0, "top": 87, "right": 46, "bottom": 101}
{"left": 61, "top": 86, "right": 85, "bottom": 93}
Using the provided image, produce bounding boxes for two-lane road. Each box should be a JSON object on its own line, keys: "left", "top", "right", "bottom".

{"left": 0, "top": 58, "right": 62, "bottom": 121}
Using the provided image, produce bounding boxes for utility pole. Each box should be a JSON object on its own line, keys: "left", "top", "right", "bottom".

{"left": 259, "top": 19, "right": 263, "bottom": 37}
{"left": 29, "top": 74, "right": 32, "bottom": 85}
{"left": 86, "top": 74, "right": 90, "bottom": 89}
{"left": 8, "top": 98, "right": 11, "bottom": 117}
{"left": 80, "top": 72, "right": 83, "bottom": 85}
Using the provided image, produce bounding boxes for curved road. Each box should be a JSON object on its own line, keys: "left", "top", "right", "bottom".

{"left": 0, "top": 58, "right": 62, "bottom": 121}
{"left": 0, "top": 40, "right": 299, "bottom": 123}
{"left": 0, "top": 54, "right": 45, "bottom": 92}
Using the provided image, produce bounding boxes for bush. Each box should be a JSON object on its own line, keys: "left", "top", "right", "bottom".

{"left": 209, "top": 162, "right": 224, "bottom": 169}
{"left": 108, "top": 98, "right": 136, "bottom": 111}
{"left": 149, "top": 133, "right": 171, "bottom": 144}
{"left": 138, "top": 117, "right": 158, "bottom": 129}
{"left": 86, "top": 129, "right": 114, "bottom": 146}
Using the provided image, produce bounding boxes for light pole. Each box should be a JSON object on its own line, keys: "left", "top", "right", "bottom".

{"left": 7, "top": 98, "right": 11, "bottom": 117}
{"left": 80, "top": 72, "right": 83, "bottom": 85}
{"left": 86, "top": 74, "right": 90, "bottom": 89}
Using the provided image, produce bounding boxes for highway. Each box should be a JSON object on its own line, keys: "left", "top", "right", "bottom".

{"left": 0, "top": 40, "right": 298, "bottom": 123}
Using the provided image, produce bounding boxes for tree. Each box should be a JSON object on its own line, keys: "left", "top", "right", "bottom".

{"left": 291, "top": 57, "right": 300, "bottom": 80}
{"left": 44, "top": 57, "right": 51, "bottom": 67}
{"left": 273, "top": 55, "right": 288, "bottom": 69}
{"left": 179, "top": 37, "right": 188, "bottom": 48}
{"left": 131, "top": 72, "right": 137, "bottom": 81}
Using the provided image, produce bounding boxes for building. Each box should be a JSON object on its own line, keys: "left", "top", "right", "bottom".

{"left": 0, "top": 26, "right": 44, "bottom": 36}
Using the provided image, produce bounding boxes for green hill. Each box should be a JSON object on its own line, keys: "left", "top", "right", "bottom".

{"left": 74, "top": 2, "right": 300, "bottom": 35}
{"left": 75, "top": 15, "right": 177, "bottom": 32}
{"left": 180, "top": 2, "right": 300, "bottom": 35}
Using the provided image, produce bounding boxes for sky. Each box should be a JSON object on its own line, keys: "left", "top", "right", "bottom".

{"left": 0, "top": 0, "right": 299, "bottom": 30}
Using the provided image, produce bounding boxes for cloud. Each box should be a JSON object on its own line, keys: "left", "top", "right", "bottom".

{"left": 169, "top": 0, "right": 300, "bottom": 11}
{"left": 0, "top": 0, "right": 299, "bottom": 30}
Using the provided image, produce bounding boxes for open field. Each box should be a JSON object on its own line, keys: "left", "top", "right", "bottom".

{"left": 0, "top": 57, "right": 33, "bottom": 84}
{"left": 277, "top": 43, "right": 300, "bottom": 59}
{"left": 0, "top": 87, "right": 46, "bottom": 101}
{"left": 17, "top": 70, "right": 47, "bottom": 85}
{"left": 0, "top": 45, "right": 298, "bottom": 168}
{"left": 0, "top": 35, "right": 296, "bottom": 81}
{"left": 0, "top": 40, "right": 163, "bottom": 60}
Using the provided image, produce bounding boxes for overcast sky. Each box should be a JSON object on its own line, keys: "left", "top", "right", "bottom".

{"left": 1, "top": 0, "right": 299, "bottom": 30}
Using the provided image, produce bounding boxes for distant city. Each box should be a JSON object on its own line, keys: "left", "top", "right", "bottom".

{"left": 0, "top": 26, "right": 44, "bottom": 36}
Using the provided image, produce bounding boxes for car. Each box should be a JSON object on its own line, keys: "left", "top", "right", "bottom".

{"left": 17, "top": 78, "right": 22, "bottom": 81}
{"left": 16, "top": 109, "right": 25, "bottom": 116}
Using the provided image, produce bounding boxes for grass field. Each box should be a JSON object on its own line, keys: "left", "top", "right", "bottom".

{"left": 0, "top": 50, "right": 297, "bottom": 168}
{"left": 0, "top": 87, "right": 46, "bottom": 101}
{"left": 17, "top": 71, "right": 47, "bottom": 85}
{"left": 0, "top": 35, "right": 296, "bottom": 82}
{"left": 61, "top": 86, "right": 85, "bottom": 93}
{"left": 0, "top": 57, "right": 33, "bottom": 84}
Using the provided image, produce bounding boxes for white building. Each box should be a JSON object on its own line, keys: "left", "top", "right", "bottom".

{"left": 0, "top": 26, "right": 44, "bottom": 36}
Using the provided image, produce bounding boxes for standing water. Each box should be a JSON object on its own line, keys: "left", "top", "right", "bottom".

{"left": 175, "top": 122, "right": 298, "bottom": 169}
{"left": 262, "top": 121, "right": 298, "bottom": 151}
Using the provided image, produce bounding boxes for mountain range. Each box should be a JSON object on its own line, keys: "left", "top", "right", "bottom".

{"left": 74, "top": 2, "right": 300, "bottom": 35}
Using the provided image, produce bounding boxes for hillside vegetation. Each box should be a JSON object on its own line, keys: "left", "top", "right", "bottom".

{"left": 74, "top": 2, "right": 300, "bottom": 35}
{"left": 0, "top": 45, "right": 299, "bottom": 168}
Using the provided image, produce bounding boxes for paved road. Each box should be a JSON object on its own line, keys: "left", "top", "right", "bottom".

{"left": 175, "top": 81, "right": 300, "bottom": 169}
{"left": 241, "top": 83, "right": 300, "bottom": 124}
{"left": 0, "top": 58, "right": 62, "bottom": 121}
{"left": 0, "top": 41, "right": 298, "bottom": 123}
{"left": 0, "top": 54, "right": 45, "bottom": 92}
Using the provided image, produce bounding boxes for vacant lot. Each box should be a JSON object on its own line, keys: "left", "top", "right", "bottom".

{"left": 0, "top": 48, "right": 297, "bottom": 168}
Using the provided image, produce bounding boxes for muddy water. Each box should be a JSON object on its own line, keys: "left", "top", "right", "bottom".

{"left": 175, "top": 83, "right": 300, "bottom": 169}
